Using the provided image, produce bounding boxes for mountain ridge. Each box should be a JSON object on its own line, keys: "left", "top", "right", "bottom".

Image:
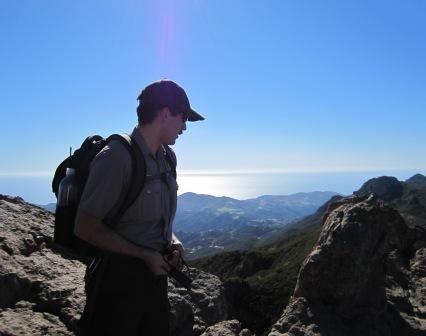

{"left": 174, "top": 191, "right": 338, "bottom": 259}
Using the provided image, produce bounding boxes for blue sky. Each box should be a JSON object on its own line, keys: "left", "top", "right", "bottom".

{"left": 1, "top": 0, "right": 425, "bottom": 178}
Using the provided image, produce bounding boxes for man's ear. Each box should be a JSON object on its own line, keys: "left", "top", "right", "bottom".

{"left": 159, "top": 107, "right": 171, "bottom": 121}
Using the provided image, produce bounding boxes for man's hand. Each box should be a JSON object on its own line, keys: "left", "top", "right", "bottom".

{"left": 141, "top": 249, "right": 170, "bottom": 275}
{"left": 171, "top": 241, "right": 185, "bottom": 258}
{"left": 171, "top": 233, "right": 184, "bottom": 256}
{"left": 165, "top": 250, "right": 182, "bottom": 270}
{"left": 165, "top": 241, "right": 185, "bottom": 270}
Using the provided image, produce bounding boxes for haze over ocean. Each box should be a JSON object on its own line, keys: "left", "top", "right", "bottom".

{"left": 1, "top": 170, "right": 424, "bottom": 206}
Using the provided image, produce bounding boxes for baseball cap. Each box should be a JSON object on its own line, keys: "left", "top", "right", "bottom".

{"left": 137, "top": 79, "right": 204, "bottom": 122}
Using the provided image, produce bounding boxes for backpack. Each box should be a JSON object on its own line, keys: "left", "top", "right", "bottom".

{"left": 51, "top": 133, "right": 176, "bottom": 258}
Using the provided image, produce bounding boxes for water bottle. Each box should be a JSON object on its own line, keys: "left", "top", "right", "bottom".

{"left": 54, "top": 168, "right": 80, "bottom": 246}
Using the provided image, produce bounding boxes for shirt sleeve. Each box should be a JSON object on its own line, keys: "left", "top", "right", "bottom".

{"left": 78, "top": 140, "right": 132, "bottom": 219}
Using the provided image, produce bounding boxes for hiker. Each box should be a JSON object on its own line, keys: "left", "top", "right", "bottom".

{"left": 74, "top": 79, "right": 204, "bottom": 335}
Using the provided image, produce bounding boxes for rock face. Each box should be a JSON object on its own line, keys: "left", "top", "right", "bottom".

{"left": 170, "top": 268, "right": 228, "bottom": 335}
{"left": 269, "top": 195, "right": 426, "bottom": 336}
{"left": 200, "top": 319, "right": 252, "bottom": 336}
{"left": 0, "top": 195, "right": 230, "bottom": 335}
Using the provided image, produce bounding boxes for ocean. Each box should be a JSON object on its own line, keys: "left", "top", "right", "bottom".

{"left": 0, "top": 170, "right": 424, "bottom": 206}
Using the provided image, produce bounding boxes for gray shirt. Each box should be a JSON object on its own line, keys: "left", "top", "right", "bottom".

{"left": 78, "top": 127, "right": 178, "bottom": 251}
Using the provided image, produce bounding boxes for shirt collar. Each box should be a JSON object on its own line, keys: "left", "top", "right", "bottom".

{"left": 131, "top": 126, "right": 163, "bottom": 161}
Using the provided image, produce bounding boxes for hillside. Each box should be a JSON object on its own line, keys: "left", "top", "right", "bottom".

{"left": 175, "top": 191, "right": 338, "bottom": 259}
{"left": 191, "top": 198, "right": 333, "bottom": 334}
{"left": 193, "top": 174, "right": 426, "bottom": 335}
{"left": 175, "top": 191, "right": 338, "bottom": 232}
{"left": 354, "top": 174, "right": 426, "bottom": 229}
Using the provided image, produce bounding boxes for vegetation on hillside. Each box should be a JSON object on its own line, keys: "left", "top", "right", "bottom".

{"left": 191, "top": 224, "right": 322, "bottom": 335}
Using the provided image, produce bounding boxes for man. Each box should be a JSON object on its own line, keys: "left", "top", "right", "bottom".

{"left": 74, "top": 79, "right": 204, "bottom": 335}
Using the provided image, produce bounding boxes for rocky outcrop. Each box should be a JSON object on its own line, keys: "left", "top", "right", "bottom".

{"left": 170, "top": 268, "right": 228, "bottom": 335}
{"left": 269, "top": 195, "right": 426, "bottom": 336}
{"left": 0, "top": 195, "right": 231, "bottom": 335}
{"left": 200, "top": 320, "right": 252, "bottom": 336}
{"left": 0, "top": 301, "right": 73, "bottom": 335}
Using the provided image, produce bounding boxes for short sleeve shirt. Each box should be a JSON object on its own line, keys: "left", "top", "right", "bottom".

{"left": 78, "top": 127, "right": 178, "bottom": 251}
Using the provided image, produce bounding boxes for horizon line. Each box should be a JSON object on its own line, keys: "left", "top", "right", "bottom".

{"left": 178, "top": 168, "right": 426, "bottom": 175}
{"left": 0, "top": 168, "right": 425, "bottom": 177}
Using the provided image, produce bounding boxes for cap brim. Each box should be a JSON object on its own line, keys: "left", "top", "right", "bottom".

{"left": 187, "top": 108, "right": 205, "bottom": 122}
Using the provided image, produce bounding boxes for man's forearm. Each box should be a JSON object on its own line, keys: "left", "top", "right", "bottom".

{"left": 74, "top": 211, "right": 146, "bottom": 257}
{"left": 74, "top": 211, "right": 170, "bottom": 275}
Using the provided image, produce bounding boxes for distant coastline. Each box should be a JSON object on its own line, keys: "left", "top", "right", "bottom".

{"left": 1, "top": 169, "right": 425, "bottom": 205}
{"left": 177, "top": 169, "right": 425, "bottom": 200}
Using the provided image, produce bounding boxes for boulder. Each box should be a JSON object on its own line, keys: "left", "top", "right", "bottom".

{"left": 0, "top": 301, "right": 72, "bottom": 336}
{"left": 170, "top": 267, "right": 228, "bottom": 335}
{"left": 200, "top": 319, "right": 252, "bottom": 336}
{"left": 269, "top": 195, "right": 426, "bottom": 336}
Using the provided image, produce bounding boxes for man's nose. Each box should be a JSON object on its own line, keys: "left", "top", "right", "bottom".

{"left": 182, "top": 122, "right": 187, "bottom": 131}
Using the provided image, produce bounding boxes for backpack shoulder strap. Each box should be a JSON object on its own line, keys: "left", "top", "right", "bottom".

{"left": 164, "top": 145, "right": 177, "bottom": 179}
{"left": 106, "top": 134, "right": 146, "bottom": 227}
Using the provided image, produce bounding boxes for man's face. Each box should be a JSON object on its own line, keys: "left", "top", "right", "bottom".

{"left": 163, "top": 109, "right": 187, "bottom": 145}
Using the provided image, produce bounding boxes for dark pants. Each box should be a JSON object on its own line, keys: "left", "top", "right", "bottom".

{"left": 80, "top": 253, "right": 170, "bottom": 336}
